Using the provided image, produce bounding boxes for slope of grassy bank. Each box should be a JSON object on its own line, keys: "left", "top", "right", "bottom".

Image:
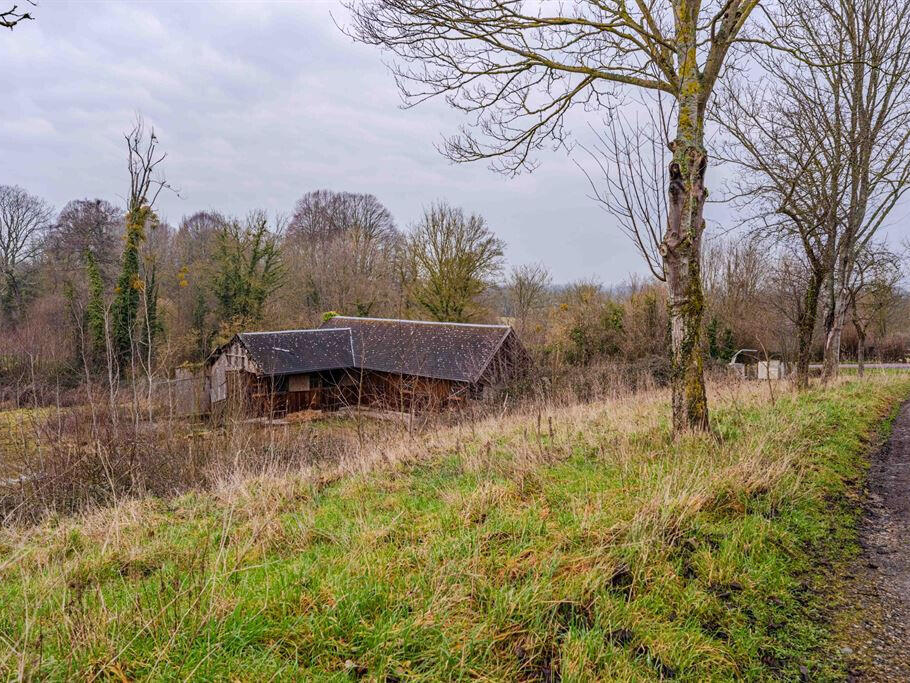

{"left": 2, "top": 376, "right": 908, "bottom": 681}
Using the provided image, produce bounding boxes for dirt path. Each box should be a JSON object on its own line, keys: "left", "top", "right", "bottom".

{"left": 844, "top": 400, "right": 910, "bottom": 681}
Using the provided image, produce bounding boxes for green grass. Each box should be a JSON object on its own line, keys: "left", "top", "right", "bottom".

{"left": 1, "top": 376, "right": 908, "bottom": 681}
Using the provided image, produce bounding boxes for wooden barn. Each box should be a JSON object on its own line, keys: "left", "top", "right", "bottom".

{"left": 207, "top": 316, "right": 528, "bottom": 417}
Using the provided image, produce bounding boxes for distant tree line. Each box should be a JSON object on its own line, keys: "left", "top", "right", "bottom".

{"left": 2, "top": 108, "right": 909, "bottom": 409}
{"left": 4, "top": 146, "right": 908, "bottom": 408}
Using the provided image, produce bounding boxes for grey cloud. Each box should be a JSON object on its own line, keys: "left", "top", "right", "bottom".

{"left": 2, "top": 0, "right": 663, "bottom": 283}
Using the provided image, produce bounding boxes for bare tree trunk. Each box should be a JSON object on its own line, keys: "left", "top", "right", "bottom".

{"left": 822, "top": 287, "right": 849, "bottom": 381}
{"left": 663, "top": 91, "right": 709, "bottom": 433}
{"left": 794, "top": 269, "right": 824, "bottom": 390}
{"left": 852, "top": 301, "right": 867, "bottom": 378}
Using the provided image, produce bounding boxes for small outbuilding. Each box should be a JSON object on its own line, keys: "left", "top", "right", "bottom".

{"left": 728, "top": 349, "right": 789, "bottom": 380}
{"left": 207, "top": 316, "right": 529, "bottom": 417}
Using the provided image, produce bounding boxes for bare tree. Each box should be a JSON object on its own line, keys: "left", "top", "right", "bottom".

{"left": 714, "top": 0, "right": 910, "bottom": 385}
{"left": 406, "top": 202, "right": 504, "bottom": 322}
{"left": 0, "top": 2, "right": 34, "bottom": 29}
{"left": 702, "top": 237, "right": 769, "bottom": 329}
{"left": 506, "top": 262, "right": 551, "bottom": 337}
{"left": 347, "top": 0, "right": 761, "bottom": 432}
{"left": 285, "top": 190, "right": 400, "bottom": 318}
{"left": 47, "top": 199, "right": 123, "bottom": 280}
{"left": 112, "top": 116, "right": 175, "bottom": 367}
{"left": 847, "top": 244, "right": 902, "bottom": 376}
{"left": 124, "top": 117, "right": 173, "bottom": 214}
{"left": 581, "top": 99, "right": 672, "bottom": 282}
{"left": 758, "top": 0, "right": 910, "bottom": 380}
{"left": 288, "top": 189, "right": 396, "bottom": 243}
{"left": 0, "top": 185, "right": 53, "bottom": 319}
{"left": 713, "top": 73, "right": 841, "bottom": 389}
{"left": 762, "top": 246, "right": 815, "bottom": 367}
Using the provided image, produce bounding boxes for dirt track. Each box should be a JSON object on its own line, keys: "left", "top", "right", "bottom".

{"left": 844, "top": 400, "right": 910, "bottom": 681}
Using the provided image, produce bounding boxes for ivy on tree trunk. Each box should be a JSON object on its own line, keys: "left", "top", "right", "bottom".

{"left": 84, "top": 250, "right": 106, "bottom": 365}
{"left": 111, "top": 206, "right": 148, "bottom": 366}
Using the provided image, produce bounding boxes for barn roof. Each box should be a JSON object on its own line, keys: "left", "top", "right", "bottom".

{"left": 236, "top": 328, "right": 354, "bottom": 375}
{"left": 221, "top": 317, "right": 518, "bottom": 384}
{"left": 320, "top": 316, "right": 513, "bottom": 383}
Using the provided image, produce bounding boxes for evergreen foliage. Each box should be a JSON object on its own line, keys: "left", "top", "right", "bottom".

{"left": 211, "top": 213, "right": 284, "bottom": 337}
{"left": 721, "top": 327, "right": 736, "bottom": 362}
{"left": 111, "top": 207, "right": 148, "bottom": 365}
{"left": 706, "top": 318, "right": 736, "bottom": 362}
{"left": 84, "top": 250, "right": 106, "bottom": 364}
{"left": 567, "top": 299, "right": 625, "bottom": 363}
{"left": 707, "top": 316, "right": 720, "bottom": 359}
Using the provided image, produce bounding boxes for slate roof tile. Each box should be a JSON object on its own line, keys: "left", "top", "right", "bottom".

{"left": 237, "top": 328, "right": 354, "bottom": 375}
{"left": 320, "top": 316, "right": 512, "bottom": 383}
{"left": 230, "top": 317, "right": 515, "bottom": 384}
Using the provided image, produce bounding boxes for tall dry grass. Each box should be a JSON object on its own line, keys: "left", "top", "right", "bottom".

{"left": 0, "top": 358, "right": 696, "bottom": 525}
{"left": 0, "top": 401, "right": 360, "bottom": 525}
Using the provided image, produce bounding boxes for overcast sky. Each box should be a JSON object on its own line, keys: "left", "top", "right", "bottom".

{"left": 3, "top": 1, "right": 908, "bottom": 285}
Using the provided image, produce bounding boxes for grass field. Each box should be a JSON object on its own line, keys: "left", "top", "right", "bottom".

{"left": 1, "top": 376, "right": 908, "bottom": 681}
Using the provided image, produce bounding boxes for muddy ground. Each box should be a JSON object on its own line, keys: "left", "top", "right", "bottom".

{"left": 843, "top": 400, "right": 910, "bottom": 681}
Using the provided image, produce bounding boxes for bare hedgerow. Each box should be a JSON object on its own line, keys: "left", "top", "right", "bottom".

{"left": 0, "top": 400, "right": 352, "bottom": 525}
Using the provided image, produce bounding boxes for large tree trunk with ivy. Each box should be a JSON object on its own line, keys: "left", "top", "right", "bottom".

{"left": 111, "top": 117, "right": 172, "bottom": 371}
{"left": 662, "top": 59, "right": 710, "bottom": 432}
{"left": 111, "top": 206, "right": 147, "bottom": 365}
{"left": 84, "top": 250, "right": 107, "bottom": 366}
